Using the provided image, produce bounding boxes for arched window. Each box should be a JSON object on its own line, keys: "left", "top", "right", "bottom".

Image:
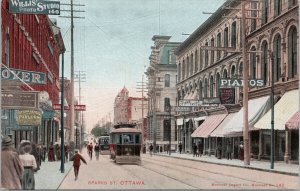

{"left": 210, "top": 76, "right": 214, "bottom": 97}
{"left": 182, "top": 59, "right": 185, "bottom": 79}
{"left": 224, "top": 27, "right": 229, "bottom": 57}
{"left": 195, "top": 50, "right": 198, "bottom": 72}
{"left": 273, "top": 34, "right": 281, "bottom": 82}
{"left": 165, "top": 74, "right": 170, "bottom": 87}
{"left": 205, "top": 42, "right": 209, "bottom": 67}
{"left": 261, "top": 41, "right": 268, "bottom": 85}
{"left": 5, "top": 33, "right": 10, "bottom": 66}
{"left": 262, "top": 0, "right": 269, "bottom": 24}
{"left": 231, "top": 65, "right": 236, "bottom": 78}
{"left": 288, "top": 26, "right": 297, "bottom": 79}
{"left": 199, "top": 81, "right": 203, "bottom": 99}
{"left": 190, "top": 54, "right": 194, "bottom": 74}
{"left": 216, "top": 73, "right": 221, "bottom": 97}
{"left": 199, "top": 48, "right": 203, "bottom": 70}
{"left": 239, "top": 62, "right": 243, "bottom": 77}
{"left": 231, "top": 22, "right": 237, "bottom": 49}
{"left": 250, "top": 47, "right": 257, "bottom": 79}
{"left": 186, "top": 56, "right": 190, "bottom": 77}
{"left": 274, "top": 0, "right": 282, "bottom": 17}
{"left": 204, "top": 78, "right": 208, "bottom": 98}
{"left": 210, "top": 38, "right": 215, "bottom": 65}
{"left": 223, "top": 69, "right": 228, "bottom": 78}
{"left": 217, "top": 33, "right": 221, "bottom": 61}
{"left": 178, "top": 63, "right": 181, "bottom": 82}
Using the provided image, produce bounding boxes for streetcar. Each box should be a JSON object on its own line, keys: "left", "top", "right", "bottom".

{"left": 109, "top": 123, "right": 142, "bottom": 164}
{"left": 98, "top": 135, "right": 110, "bottom": 155}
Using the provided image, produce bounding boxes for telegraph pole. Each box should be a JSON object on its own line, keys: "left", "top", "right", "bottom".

{"left": 59, "top": 0, "right": 85, "bottom": 157}
{"left": 75, "top": 70, "right": 86, "bottom": 150}
{"left": 136, "top": 75, "right": 148, "bottom": 144}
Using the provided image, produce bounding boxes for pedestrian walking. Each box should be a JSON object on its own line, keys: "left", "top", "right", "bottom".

{"left": 1, "top": 136, "right": 24, "bottom": 190}
{"left": 87, "top": 143, "right": 93, "bottom": 160}
{"left": 226, "top": 141, "right": 232, "bottom": 160}
{"left": 94, "top": 143, "right": 100, "bottom": 160}
{"left": 30, "top": 143, "right": 41, "bottom": 171}
{"left": 70, "top": 149, "right": 87, "bottom": 181}
{"left": 239, "top": 141, "right": 244, "bottom": 161}
{"left": 216, "top": 142, "right": 222, "bottom": 159}
{"left": 193, "top": 143, "right": 197, "bottom": 157}
{"left": 178, "top": 142, "right": 182, "bottom": 154}
{"left": 64, "top": 143, "right": 69, "bottom": 162}
{"left": 19, "top": 140, "right": 37, "bottom": 190}
{"left": 149, "top": 144, "right": 153, "bottom": 156}
{"left": 48, "top": 142, "right": 55, "bottom": 162}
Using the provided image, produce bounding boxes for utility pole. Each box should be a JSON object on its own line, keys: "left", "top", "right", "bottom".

{"left": 60, "top": 52, "right": 66, "bottom": 173}
{"left": 59, "top": 0, "right": 85, "bottom": 157}
{"left": 75, "top": 70, "right": 86, "bottom": 150}
{"left": 137, "top": 75, "right": 148, "bottom": 144}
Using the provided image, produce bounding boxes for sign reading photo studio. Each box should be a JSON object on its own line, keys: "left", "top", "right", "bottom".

{"left": 220, "top": 88, "right": 235, "bottom": 104}
{"left": 9, "top": 0, "right": 60, "bottom": 15}
{"left": 17, "top": 110, "right": 42, "bottom": 126}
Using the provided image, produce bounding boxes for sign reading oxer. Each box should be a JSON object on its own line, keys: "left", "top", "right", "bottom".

{"left": 9, "top": 0, "right": 60, "bottom": 15}
{"left": 220, "top": 78, "right": 264, "bottom": 88}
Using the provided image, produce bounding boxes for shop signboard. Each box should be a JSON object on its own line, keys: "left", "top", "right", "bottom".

{"left": 1, "top": 68, "right": 46, "bottom": 84}
{"left": 219, "top": 78, "right": 264, "bottom": 87}
{"left": 179, "top": 100, "right": 203, "bottom": 107}
{"left": 2, "top": 91, "right": 39, "bottom": 109}
{"left": 9, "top": 0, "right": 60, "bottom": 15}
{"left": 220, "top": 88, "right": 235, "bottom": 104}
{"left": 171, "top": 106, "right": 191, "bottom": 112}
{"left": 16, "top": 110, "right": 42, "bottom": 126}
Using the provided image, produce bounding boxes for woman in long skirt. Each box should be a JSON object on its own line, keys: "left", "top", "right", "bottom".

{"left": 19, "top": 141, "right": 37, "bottom": 190}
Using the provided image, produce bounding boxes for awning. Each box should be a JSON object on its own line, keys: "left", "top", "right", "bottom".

{"left": 177, "top": 118, "right": 184, "bottom": 126}
{"left": 285, "top": 112, "right": 299, "bottom": 130}
{"left": 191, "top": 114, "right": 227, "bottom": 138}
{"left": 210, "top": 113, "right": 236, "bottom": 137}
{"left": 223, "top": 95, "right": 270, "bottom": 135}
{"left": 255, "top": 90, "right": 298, "bottom": 130}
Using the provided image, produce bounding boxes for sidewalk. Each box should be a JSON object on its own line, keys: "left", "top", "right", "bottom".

{"left": 35, "top": 159, "right": 73, "bottom": 189}
{"left": 154, "top": 152, "right": 299, "bottom": 176}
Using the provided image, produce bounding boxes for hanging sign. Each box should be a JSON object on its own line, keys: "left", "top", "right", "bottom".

{"left": 16, "top": 110, "right": 42, "bottom": 126}
{"left": 9, "top": 0, "right": 60, "bottom": 15}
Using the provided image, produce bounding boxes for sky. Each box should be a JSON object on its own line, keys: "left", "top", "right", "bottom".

{"left": 55, "top": 0, "right": 224, "bottom": 131}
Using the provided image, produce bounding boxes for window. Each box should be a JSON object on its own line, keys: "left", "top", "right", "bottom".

{"left": 288, "top": 26, "right": 297, "bottom": 79}
{"left": 289, "top": 0, "right": 297, "bottom": 8}
{"left": 261, "top": 41, "right": 268, "bottom": 85}
{"left": 204, "top": 79, "right": 208, "bottom": 98}
{"left": 210, "top": 38, "right": 215, "bottom": 65}
{"left": 187, "top": 56, "right": 190, "bottom": 77}
{"left": 239, "top": 63, "right": 243, "bottom": 77}
{"left": 163, "top": 119, "right": 171, "bottom": 141}
{"left": 178, "top": 63, "right": 181, "bottom": 82}
{"left": 231, "top": 65, "right": 236, "bottom": 78}
{"left": 223, "top": 69, "right": 228, "bottom": 78}
{"left": 273, "top": 34, "right": 281, "bottom": 82}
{"left": 205, "top": 42, "right": 208, "bottom": 67}
{"left": 250, "top": 2, "right": 257, "bottom": 32}
{"left": 5, "top": 33, "right": 9, "bottom": 66}
{"left": 199, "top": 81, "right": 203, "bottom": 99}
{"left": 274, "top": 0, "right": 282, "bottom": 17}
{"left": 250, "top": 47, "right": 257, "bottom": 79}
{"left": 262, "top": 0, "right": 269, "bottom": 24}
{"left": 209, "top": 76, "right": 214, "bottom": 97}
{"left": 182, "top": 59, "right": 185, "bottom": 79}
{"left": 164, "top": 97, "right": 170, "bottom": 111}
{"left": 165, "top": 74, "right": 170, "bottom": 87}
{"left": 199, "top": 49, "right": 203, "bottom": 70}
{"left": 224, "top": 28, "right": 228, "bottom": 57}
{"left": 195, "top": 50, "right": 198, "bottom": 73}
{"left": 190, "top": 54, "right": 194, "bottom": 74}
{"left": 217, "top": 33, "right": 221, "bottom": 61}
{"left": 231, "top": 22, "right": 237, "bottom": 49}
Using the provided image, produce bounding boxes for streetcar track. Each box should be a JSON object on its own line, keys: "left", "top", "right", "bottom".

{"left": 142, "top": 156, "right": 281, "bottom": 189}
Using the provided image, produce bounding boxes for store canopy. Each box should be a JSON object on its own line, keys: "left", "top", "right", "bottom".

{"left": 177, "top": 118, "right": 184, "bottom": 126}
{"left": 191, "top": 114, "right": 227, "bottom": 138}
{"left": 223, "top": 95, "right": 270, "bottom": 135}
{"left": 285, "top": 112, "right": 299, "bottom": 130}
{"left": 210, "top": 113, "right": 236, "bottom": 137}
{"left": 255, "top": 90, "right": 298, "bottom": 130}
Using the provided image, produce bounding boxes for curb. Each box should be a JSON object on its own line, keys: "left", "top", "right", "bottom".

{"left": 155, "top": 154, "right": 299, "bottom": 177}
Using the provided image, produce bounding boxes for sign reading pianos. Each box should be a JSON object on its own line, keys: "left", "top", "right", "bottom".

{"left": 17, "top": 110, "right": 42, "bottom": 126}
{"left": 9, "top": 0, "right": 60, "bottom": 15}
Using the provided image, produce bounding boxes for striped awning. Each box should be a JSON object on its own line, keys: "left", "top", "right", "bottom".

{"left": 255, "top": 90, "right": 298, "bottom": 130}
{"left": 223, "top": 95, "right": 270, "bottom": 135}
{"left": 210, "top": 113, "right": 236, "bottom": 137}
{"left": 191, "top": 114, "right": 227, "bottom": 138}
{"left": 285, "top": 112, "right": 299, "bottom": 130}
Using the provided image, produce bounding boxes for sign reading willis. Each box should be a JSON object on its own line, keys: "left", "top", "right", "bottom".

{"left": 9, "top": 0, "right": 60, "bottom": 15}
{"left": 220, "top": 78, "right": 264, "bottom": 88}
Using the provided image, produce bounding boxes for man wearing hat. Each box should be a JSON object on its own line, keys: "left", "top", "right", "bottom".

{"left": 1, "top": 136, "right": 24, "bottom": 189}
{"left": 70, "top": 149, "right": 87, "bottom": 180}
